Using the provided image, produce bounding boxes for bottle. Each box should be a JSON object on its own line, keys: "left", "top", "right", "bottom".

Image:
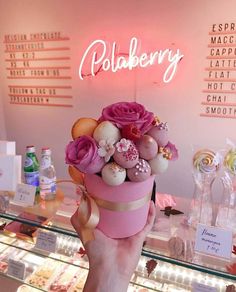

{"left": 216, "top": 173, "right": 236, "bottom": 232}
{"left": 188, "top": 172, "right": 215, "bottom": 228}
{"left": 24, "top": 146, "right": 40, "bottom": 195}
{"left": 39, "top": 147, "right": 56, "bottom": 200}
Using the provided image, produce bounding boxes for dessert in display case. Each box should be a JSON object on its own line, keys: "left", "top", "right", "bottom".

{"left": 0, "top": 102, "right": 235, "bottom": 291}
{"left": 0, "top": 191, "right": 235, "bottom": 292}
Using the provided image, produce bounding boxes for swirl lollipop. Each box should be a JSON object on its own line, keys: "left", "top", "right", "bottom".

{"left": 193, "top": 149, "right": 220, "bottom": 174}
{"left": 224, "top": 149, "right": 236, "bottom": 175}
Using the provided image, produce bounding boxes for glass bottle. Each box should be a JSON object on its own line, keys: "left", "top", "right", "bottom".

{"left": 216, "top": 172, "right": 236, "bottom": 232}
{"left": 24, "top": 145, "right": 40, "bottom": 195}
{"left": 188, "top": 172, "right": 215, "bottom": 228}
{"left": 39, "top": 147, "right": 56, "bottom": 200}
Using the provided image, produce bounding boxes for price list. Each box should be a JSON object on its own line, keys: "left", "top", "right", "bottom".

{"left": 200, "top": 22, "right": 236, "bottom": 119}
{"left": 3, "top": 31, "right": 73, "bottom": 107}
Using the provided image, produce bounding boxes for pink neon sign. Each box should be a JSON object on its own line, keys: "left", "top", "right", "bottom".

{"left": 79, "top": 37, "right": 183, "bottom": 82}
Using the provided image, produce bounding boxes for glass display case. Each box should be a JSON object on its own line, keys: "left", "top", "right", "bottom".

{"left": 0, "top": 189, "right": 235, "bottom": 292}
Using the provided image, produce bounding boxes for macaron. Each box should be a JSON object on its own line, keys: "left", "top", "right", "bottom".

{"left": 149, "top": 153, "right": 169, "bottom": 174}
{"left": 127, "top": 159, "right": 151, "bottom": 182}
{"left": 113, "top": 139, "right": 139, "bottom": 168}
{"left": 71, "top": 117, "right": 98, "bottom": 139}
{"left": 68, "top": 165, "right": 84, "bottom": 184}
{"left": 147, "top": 123, "right": 169, "bottom": 147}
{"left": 135, "top": 135, "right": 158, "bottom": 160}
{"left": 93, "top": 121, "right": 121, "bottom": 143}
{"left": 101, "top": 162, "right": 126, "bottom": 186}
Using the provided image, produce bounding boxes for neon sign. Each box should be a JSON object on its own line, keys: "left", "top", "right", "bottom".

{"left": 79, "top": 37, "right": 183, "bottom": 82}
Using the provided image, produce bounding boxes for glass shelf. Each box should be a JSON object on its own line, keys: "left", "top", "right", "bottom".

{"left": 142, "top": 249, "right": 236, "bottom": 282}
{"left": 0, "top": 190, "right": 236, "bottom": 285}
{"left": 0, "top": 212, "right": 77, "bottom": 238}
{"left": 0, "top": 273, "right": 45, "bottom": 292}
{"left": 0, "top": 233, "right": 164, "bottom": 291}
{"left": 1, "top": 232, "right": 232, "bottom": 292}
{"left": 0, "top": 233, "right": 87, "bottom": 269}
{"left": 0, "top": 189, "right": 78, "bottom": 237}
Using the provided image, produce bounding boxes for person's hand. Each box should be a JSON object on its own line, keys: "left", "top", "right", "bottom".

{"left": 71, "top": 201, "right": 156, "bottom": 292}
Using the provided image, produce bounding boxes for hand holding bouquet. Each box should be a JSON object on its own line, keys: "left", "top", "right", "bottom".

{"left": 66, "top": 101, "right": 178, "bottom": 239}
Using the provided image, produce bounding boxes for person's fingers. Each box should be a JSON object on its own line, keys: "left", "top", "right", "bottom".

{"left": 144, "top": 200, "right": 156, "bottom": 233}
{"left": 70, "top": 208, "right": 81, "bottom": 236}
{"left": 72, "top": 201, "right": 156, "bottom": 245}
{"left": 138, "top": 201, "right": 156, "bottom": 238}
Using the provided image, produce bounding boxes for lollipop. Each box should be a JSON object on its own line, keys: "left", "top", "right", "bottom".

{"left": 224, "top": 149, "right": 236, "bottom": 175}
{"left": 193, "top": 149, "right": 220, "bottom": 174}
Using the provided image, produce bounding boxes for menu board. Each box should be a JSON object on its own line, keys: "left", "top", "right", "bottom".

{"left": 201, "top": 22, "right": 236, "bottom": 119}
{"left": 3, "top": 31, "right": 73, "bottom": 108}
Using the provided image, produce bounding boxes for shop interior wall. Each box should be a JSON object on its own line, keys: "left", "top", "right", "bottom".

{"left": 0, "top": 90, "right": 6, "bottom": 140}
{"left": 0, "top": 0, "right": 235, "bottom": 200}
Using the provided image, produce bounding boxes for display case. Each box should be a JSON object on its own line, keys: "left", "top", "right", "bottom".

{"left": 0, "top": 189, "right": 235, "bottom": 292}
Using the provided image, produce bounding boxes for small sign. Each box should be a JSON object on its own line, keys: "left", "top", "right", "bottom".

{"left": 13, "top": 183, "right": 36, "bottom": 206}
{"left": 195, "top": 224, "right": 233, "bottom": 259}
{"left": 35, "top": 230, "right": 57, "bottom": 253}
{"left": 7, "top": 258, "right": 26, "bottom": 280}
{"left": 192, "top": 282, "right": 218, "bottom": 292}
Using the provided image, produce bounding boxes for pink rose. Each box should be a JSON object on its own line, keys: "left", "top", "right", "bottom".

{"left": 65, "top": 135, "right": 105, "bottom": 174}
{"left": 99, "top": 102, "right": 154, "bottom": 134}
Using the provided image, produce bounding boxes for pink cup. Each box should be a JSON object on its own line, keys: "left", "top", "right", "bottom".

{"left": 84, "top": 174, "right": 155, "bottom": 238}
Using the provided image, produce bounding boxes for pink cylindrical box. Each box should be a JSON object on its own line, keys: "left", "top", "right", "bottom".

{"left": 84, "top": 174, "right": 155, "bottom": 238}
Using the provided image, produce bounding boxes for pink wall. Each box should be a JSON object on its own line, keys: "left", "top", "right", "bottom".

{"left": 0, "top": 0, "right": 235, "bottom": 199}
{"left": 0, "top": 90, "right": 6, "bottom": 139}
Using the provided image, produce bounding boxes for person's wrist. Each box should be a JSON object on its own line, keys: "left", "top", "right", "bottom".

{"left": 84, "top": 263, "right": 130, "bottom": 292}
